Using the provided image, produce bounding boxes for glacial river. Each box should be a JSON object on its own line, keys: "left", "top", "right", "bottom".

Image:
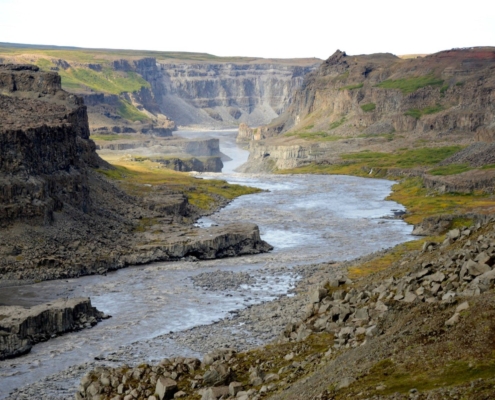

{"left": 0, "top": 130, "right": 413, "bottom": 399}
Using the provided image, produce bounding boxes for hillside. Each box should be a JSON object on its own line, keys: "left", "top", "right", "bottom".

{"left": 239, "top": 48, "right": 494, "bottom": 166}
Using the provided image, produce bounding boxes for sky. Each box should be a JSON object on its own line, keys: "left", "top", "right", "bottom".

{"left": 0, "top": 0, "right": 494, "bottom": 59}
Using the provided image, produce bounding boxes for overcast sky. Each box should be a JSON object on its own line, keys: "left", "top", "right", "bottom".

{"left": 0, "top": 0, "right": 494, "bottom": 59}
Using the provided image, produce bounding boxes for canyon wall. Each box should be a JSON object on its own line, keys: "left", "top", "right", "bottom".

{"left": 101, "top": 57, "right": 319, "bottom": 128}
{"left": 240, "top": 48, "right": 495, "bottom": 172}
{"left": 0, "top": 64, "right": 272, "bottom": 283}
{"left": 155, "top": 62, "right": 318, "bottom": 127}
{"left": 0, "top": 64, "right": 97, "bottom": 224}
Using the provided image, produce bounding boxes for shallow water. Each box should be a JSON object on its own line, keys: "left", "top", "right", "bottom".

{"left": 0, "top": 129, "right": 413, "bottom": 398}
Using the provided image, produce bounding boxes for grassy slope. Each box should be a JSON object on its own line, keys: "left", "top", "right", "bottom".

{"left": 96, "top": 155, "right": 260, "bottom": 211}
{"left": 280, "top": 146, "right": 495, "bottom": 226}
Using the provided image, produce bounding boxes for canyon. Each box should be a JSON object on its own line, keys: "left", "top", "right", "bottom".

{"left": 0, "top": 64, "right": 272, "bottom": 285}
{"left": 2, "top": 43, "right": 495, "bottom": 400}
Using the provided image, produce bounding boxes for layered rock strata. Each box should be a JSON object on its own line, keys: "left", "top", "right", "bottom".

{"left": 0, "top": 297, "right": 107, "bottom": 360}
{"left": 239, "top": 48, "right": 495, "bottom": 175}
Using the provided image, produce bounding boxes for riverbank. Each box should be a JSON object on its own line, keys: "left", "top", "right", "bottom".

{"left": 72, "top": 216, "right": 495, "bottom": 400}
{"left": 0, "top": 158, "right": 413, "bottom": 399}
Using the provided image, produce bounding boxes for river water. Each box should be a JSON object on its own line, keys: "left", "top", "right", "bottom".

{"left": 0, "top": 130, "right": 413, "bottom": 399}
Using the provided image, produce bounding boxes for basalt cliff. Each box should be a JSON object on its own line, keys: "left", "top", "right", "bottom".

{"left": 0, "top": 64, "right": 271, "bottom": 284}
{"left": 86, "top": 58, "right": 319, "bottom": 130}
{"left": 239, "top": 48, "right": 495, "bottom": 178}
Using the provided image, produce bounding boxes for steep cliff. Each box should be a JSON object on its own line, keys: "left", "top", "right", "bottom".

{"left": 0, "top": 64, "right": 97, "bottom": 224}
{"left": 0, "top": 45, "right": 320, "bottom": 132}
{"left": 240, "top": 48, "right": 495, "bottom": 173}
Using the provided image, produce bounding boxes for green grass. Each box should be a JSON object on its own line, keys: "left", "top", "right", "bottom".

{"left": 340, "top": 83, "right": 363, "bottom": 91}
{"left": 340, "top": 146, "right": 462, "bottom": 169}
{"left": 357, "top": 133, "right": 394, "bottom": 141}
{"left": 405, "top": 105, "right": 443, "bottom": 119}
{"left": 285, "top": 131, "right": 342, "bottom": 141}
{"left": 440, "top": 84, "right": 449, "bottom": 96}
{"left": 280, "top": 146, "right": 464, "bottom": 180}
{"left": 329, "top": 117, "right": 346, "bottom": 130}
{"left": 376, "top": 74, "right": 444, "bottom": 94}
{"left": 360, "top": 103, "right": 376, "bottom": 112}
{"left": 117, "top": 100, "right": 150, "bottom": 122}
{"left": 96, "top": 159, "right": 261, "bottom": 211}
{"left": 344, "top": 359, "right": 495, "bottom": 396}
{"left": 428, "top": 164, "right": 472, "bottom": 176}
{"left": 335, "top": 71, "right": 349, "bottom": 81}
{"left": 389, "top": 177, "right": 495, "bottom": 225}
{"left": 58, "top": 67, "right": 150, "bottom": 95}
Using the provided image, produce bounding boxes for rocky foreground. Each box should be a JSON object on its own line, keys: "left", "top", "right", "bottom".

{"left": 74, "top": 216, "right": 495, "bottom": 399}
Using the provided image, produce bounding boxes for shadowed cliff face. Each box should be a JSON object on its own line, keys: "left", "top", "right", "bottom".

{"left": 0, "top": 65, "right": 97, "bottom": 223}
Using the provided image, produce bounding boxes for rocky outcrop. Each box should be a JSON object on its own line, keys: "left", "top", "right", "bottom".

{"left": 423, "top": 169, "right": 495, "bottom": 193}
{"left": 263, "top": 48, "right": 495, "bottom": 138}
{"left": 95, "top": 137, "right": 221, "bottom": 157}
{"left": 157, "top": 156, "right": 223, "bottom": 172}
{"left": 123, "top": 223, "right": 273, "bottom": 266}
{"left": 0, "top": 297, "right": 107, "bottom": 360}
{"left": 0, "top": 64, "right": 97, "bottom": 224}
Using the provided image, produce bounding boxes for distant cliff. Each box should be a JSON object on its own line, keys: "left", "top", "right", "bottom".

{"left": 156, "top": 61, "right": 318, "bottom": 127}
{"left": 105, "top": 57, "right": 319, "bottom": 127}
{"left": 0, "top": 46, "right": 320, "bottom": 130}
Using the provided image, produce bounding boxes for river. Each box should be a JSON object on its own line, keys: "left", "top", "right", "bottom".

{"left": 0, "top": 130, "right": 413, "bottom": 399}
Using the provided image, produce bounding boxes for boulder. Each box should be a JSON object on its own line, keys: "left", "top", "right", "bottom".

{"left": 310, "top": 288, "right": 328, "bottom": 303}
{"left": 155, "top": 377, "right": 177, "bottom": 400}
{"left": 229, "top": 382, "right": 243, "bottom": 396}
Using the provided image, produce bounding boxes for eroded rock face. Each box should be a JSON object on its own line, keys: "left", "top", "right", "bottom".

{"left": 157, "top": 156, "right": 223, "bottom": 172}
{"left": 0, "top": 64, "right": 97, "bottom": 224}
{"left": 147, "top": 61, "right": 319, "bottom": 127}
{"left": 0, "top": 298, "right": 107, "bottom": 360}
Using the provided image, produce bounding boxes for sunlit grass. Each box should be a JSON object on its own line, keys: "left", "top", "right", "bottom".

{"left": 96, "top": 157, "right": 261, "bottom": 210}
{"left": 376, "top": 74, "right": 444, "bottom": 94}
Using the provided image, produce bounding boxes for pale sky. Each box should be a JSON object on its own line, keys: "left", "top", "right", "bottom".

{"left": 0, "top": 0, "right": 494, "bottom": 59}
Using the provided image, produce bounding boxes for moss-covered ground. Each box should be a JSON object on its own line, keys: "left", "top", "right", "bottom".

{"left": 96, "top": 156, "right": 261, "bottom": 211}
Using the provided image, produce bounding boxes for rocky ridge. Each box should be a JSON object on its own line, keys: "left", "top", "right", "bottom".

{"left": 238, "top": 48, "right": 495, "bottom": 178}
